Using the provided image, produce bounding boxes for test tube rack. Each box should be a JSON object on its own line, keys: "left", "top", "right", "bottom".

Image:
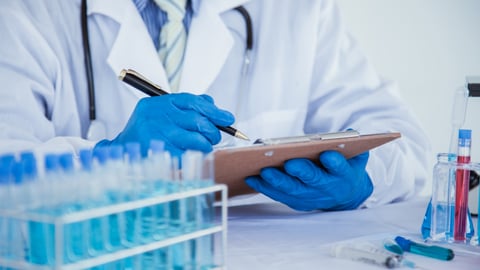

{"left": 0, "top": 184, "right": 228, "bottom": 270}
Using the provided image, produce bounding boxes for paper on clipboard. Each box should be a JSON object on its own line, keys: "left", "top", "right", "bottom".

{"left": 214, "top": 130, "right": 401, "bottom": 197}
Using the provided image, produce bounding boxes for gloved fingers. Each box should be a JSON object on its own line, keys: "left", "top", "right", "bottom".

{"left": 136, "top": 95, "right": 223, "bottom": 146}
{"left": 199, "top": 94, "right": 214, "bottom": 103}
{"left": 170, "top": 93, "right": 235, "bottom": 127}
{"left": 318, "top": 151, "right": 351, "bottom": 176}
{"left": 257, "top": 167, "right": 316, "bottom": 197}
{"left": 159, "top": 127, "right": 214, "bottom": 153}
{"left": 245, "top": 176, "right": 317, "bottom": 211}
{"left": 331, "top": 174, "right": 373, "bottom": 211}
{"left": 283, "top": 158, "right": 337, "bottom": 188}
{"left": 171, "top": 109, "right": 222, "bottom": 145}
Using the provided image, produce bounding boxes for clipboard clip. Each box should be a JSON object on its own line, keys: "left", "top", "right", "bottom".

{"left": 253, "top": 130, "right": 360, "bottom": 145}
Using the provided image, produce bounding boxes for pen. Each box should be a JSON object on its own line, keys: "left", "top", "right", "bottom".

{"left": 118, "top": 69, "right": 249, "bottom": 141}
{"left": 394, "top": 236, "right": 454, "bottom": 261}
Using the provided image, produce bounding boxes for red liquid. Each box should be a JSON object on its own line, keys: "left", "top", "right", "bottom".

{"left": 454, "top": 155, "right": 470, "bottom": 241}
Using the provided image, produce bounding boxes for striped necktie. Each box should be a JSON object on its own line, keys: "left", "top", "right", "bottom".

{"left": 154, "top": 0, "right": 187, "bottom": 92}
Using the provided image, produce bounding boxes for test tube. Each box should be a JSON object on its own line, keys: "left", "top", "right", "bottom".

{"left": 59, "top": 153, "right": 87, "bottom": 262}
{"left": 454, "top": 129, "right": 471, "bottom": 242}
{"left": 0, "top": 155, "right": 15, "bottom": 263}
{"left": 147, "top": 140, "right": 171, "bottom": 240}
{"left": 124, "top": 142, "right": 142, "bottom": 246}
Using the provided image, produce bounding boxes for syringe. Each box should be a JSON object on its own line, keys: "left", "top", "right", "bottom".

{"left": 331, "top": 242, "right": 402, "bottom": 268}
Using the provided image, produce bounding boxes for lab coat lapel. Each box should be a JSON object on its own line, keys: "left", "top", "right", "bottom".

{"left": 88, "top": 0, "right": 171, "bottom": 95}
{"left": 180, "top": 0, "right": 250, "bottom": 94}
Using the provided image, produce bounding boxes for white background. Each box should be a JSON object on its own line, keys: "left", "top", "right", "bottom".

{"left": 336, "top": 0, "right": 480, "bottom": 212}
{"left": 336, "top": 0, "right": 480, "bottom": 164}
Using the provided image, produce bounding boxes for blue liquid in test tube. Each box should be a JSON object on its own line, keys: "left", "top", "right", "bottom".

{"left": 59, "top": 153, "right": 86, "bottom": 263}
{"left": 28, "top": 154, "right": 60, "bottom": 265}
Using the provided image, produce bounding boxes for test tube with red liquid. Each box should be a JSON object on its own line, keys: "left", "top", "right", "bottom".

{"left": 454, "top": 129, "right": 471, "bottom": 242}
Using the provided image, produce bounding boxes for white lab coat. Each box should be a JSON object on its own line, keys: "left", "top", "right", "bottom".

{"left": 0, "top": 0, "right": 432, "bottom": 206}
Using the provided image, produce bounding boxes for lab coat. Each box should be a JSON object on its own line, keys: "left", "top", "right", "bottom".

{"left": 0, "top": 0, "right": 432, "bottom": 206}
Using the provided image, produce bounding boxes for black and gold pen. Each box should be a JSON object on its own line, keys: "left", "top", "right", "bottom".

{"left": 118, "top": 69, "right": 250, "bottom": 141}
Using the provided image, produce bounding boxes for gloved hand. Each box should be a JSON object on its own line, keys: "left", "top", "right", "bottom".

{"left": 245, "top": 151, "right": 373, "bottom": 211}
{"left": 95, "top": 93, "right": 234, "bottom": 157}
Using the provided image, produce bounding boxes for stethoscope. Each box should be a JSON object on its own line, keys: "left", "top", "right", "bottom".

{"left": 81, "top": 0, "right": 253, "bottom": 140}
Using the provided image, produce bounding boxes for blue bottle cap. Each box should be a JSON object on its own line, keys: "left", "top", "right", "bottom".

{"left": 79, "top": 149, "right": 93, "bottom": 171}
{"left": 59, "top": 153, "right": 74, "bottom": 172}
{"left": 0, "top": 154, "right": 15, "bottom": 185}
{"left": 93, "top": 146, "right": 109, "bottom": 165}
{"left": 458, "top": 129, "right": 472, "bottom": 139}
{"left": 12, "top": 162, "right": 24, "bottom": 185}
{"left": 45, "top": 153, "right": 60, "bottom": 172}
{"left": 0, "top": 154, "right": 15, "bottom": 167}
{"left": 125, "top": 142, "right": 141, "bottom": 163}
{"left": 20, "top": 152, "right": 37, "bottom": 180}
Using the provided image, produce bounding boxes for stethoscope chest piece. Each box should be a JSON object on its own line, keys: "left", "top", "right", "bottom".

{"left": 86, "top": 119, "right": 107, "bottom": 140}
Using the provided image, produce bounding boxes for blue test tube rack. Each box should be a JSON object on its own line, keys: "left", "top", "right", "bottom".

{"left": 0, "top": 148, "right": 228, "bottom": 270}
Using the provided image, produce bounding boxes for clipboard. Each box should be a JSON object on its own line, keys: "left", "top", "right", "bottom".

{"left": 213, "top": 130, "right": 401, "bottom": 197}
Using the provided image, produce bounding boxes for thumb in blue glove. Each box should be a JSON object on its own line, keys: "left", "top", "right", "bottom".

{"left": 245, "top": 151, "right": 373, "bottom": 211}
{"left": 95, "top": 93, "right": 234, "bottom": 157}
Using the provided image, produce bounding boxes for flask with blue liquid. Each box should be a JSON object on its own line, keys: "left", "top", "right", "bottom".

{"left": 422, "top": 151, "right": 475, "bottom": 242}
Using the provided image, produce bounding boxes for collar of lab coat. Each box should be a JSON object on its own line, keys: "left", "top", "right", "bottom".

{"left": 88, "top": 0, "right": 250, "bottom": 95}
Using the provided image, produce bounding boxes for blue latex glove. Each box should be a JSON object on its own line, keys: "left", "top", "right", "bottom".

{"left": 245, "top": 151, "right": 373, "bottom": 211}
{"left": 95, "top": 93, "right": 234, "bottom": 157}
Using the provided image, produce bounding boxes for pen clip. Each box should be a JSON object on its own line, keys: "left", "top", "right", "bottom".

{"left": 119, "top": 69, "right": 167, "bottom": 94}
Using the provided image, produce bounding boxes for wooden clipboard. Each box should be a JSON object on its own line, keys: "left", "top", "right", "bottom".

{"left": 214, "top": 131, "right": 401, "bottom": 197}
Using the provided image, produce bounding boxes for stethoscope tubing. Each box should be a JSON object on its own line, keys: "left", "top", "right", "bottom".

{"left": 81, "top": 0, "right": 96, "bottom": 121}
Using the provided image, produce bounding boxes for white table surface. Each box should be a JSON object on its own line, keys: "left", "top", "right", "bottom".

{"left": 222, "top": 196, "right": 480, "bottom": 270}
